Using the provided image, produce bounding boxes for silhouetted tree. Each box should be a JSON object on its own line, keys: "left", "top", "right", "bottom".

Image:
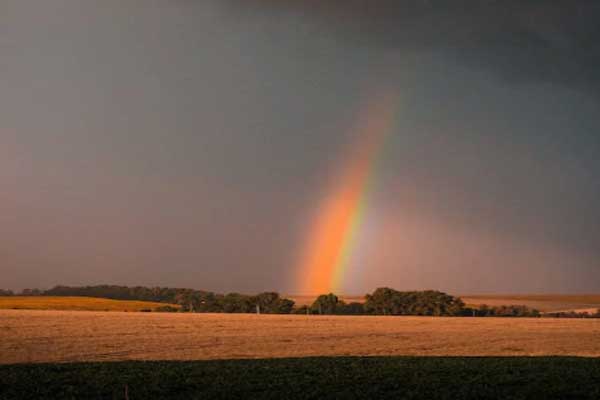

{"left": 20, "top": 288, "right": 42, "bottom": 296}
{"left": 252, "top": 292, "right": 295, "bottom": 314}
{"left": 473, "top": 304, "right": 540, "bottom": 317}
{"left": 292, "top": 305, "right": 312, "bottom": 315}
{"left": 364, "top": 288, "right": 466, "bottom": 316}
{"left": 220, "top": 293, "right": 253, "bottom": 313}
{"left": 337, "top": 302, "right": 365, "bottom": 315}
{"left": 311, "top": 293, "right": 342, "bottom": 315}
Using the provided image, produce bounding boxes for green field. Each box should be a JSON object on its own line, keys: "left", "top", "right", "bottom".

{"left": 2, "top": 357, "right": 600, "bottom": 399}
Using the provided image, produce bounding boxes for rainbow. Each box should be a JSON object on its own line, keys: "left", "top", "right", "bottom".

{"left": 295, "top": 91, "right": 398, "bottom": 295}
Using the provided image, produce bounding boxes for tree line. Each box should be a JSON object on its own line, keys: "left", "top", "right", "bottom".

{"left": 542, "top": 310, "right": 600, "bottom": 318}
{"left": 11, "top": 285, "right": 295, "bottom": 314}
{"left": 299, "top": 289, "right": 544, "bottom": 317}
{"left": 1, "top": 285, "right": 580, "bottom": 317}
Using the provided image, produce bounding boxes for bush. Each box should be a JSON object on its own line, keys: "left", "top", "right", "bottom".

{"left": 337, "top": 302, "right": 365, "bottom": 315}
{"left": 469, "top": 304, "right": 540, "bottom": 317}
{"left": 543, "top": 310, "right": 600, "bottom": 318}
{"left": 292, "top": 305, "right": 312, "bottom": 315}
{"left": 155, "top": 306, "right": 179, "bottom": 313}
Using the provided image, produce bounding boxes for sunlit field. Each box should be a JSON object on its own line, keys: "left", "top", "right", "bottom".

{"left": 460, "top": 294, "right": 600, "bottom": 313}
{"left": 0, "top": 296, "right": 179, "bottom": 312}
{"left": 2, "top": 310, "right": 600, "bottom": 364}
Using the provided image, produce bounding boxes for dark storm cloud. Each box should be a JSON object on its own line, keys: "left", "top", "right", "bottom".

{"left": 220, "top": 0, "right": 600, "bottom": 258}
{"left": 223, "top": 0, "right": 600, "bottom": 97}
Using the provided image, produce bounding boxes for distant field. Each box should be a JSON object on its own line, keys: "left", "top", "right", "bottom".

{"left": 0, "top": 296, "right": 179, "bottom": 312}
{"left": 290, "top": 294, "right": 600, "bottom": 313}
{"left": 3, "top": 357, "right": 600, "bottom": 399}
{"left": 461, "top": 294, "right": 600, "bottom": 313}
{"left": 2, "top": 310, "right": 600, "bottom": 364}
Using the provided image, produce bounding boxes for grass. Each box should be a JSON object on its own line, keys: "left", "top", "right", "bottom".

{"left": 0, "top": 296, "right": 180, "bottom": 312}
{"left": 1, "top": 357, "right": 600, "bottom": 399}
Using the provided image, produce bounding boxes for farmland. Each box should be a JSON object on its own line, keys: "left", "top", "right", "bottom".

{"left": 2, "top": 310, "right": 600, "bottom": 364}
{"left": 460, "top": 294, "right": 600, "bottom": 313}
{"left": 2, "top": 310, "right": 600, "bottom": 399}
{"left": 0, "top": 296, "right": 179, "bottom": 312}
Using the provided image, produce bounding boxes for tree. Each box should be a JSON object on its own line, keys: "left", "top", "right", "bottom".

{"left": 252, "top": 292, "right": 295, "bottom": 314}
{"left": 20, "top": 288, "right": 42, "bottom": 296}
{"left": 364, "top": 288, "right": 400, "bottom": 315}
{"left": 364, "top": 288, "right": 466, "bottom": 316}
{"left": 337, "top": 302, "right": 365, "bottom": 315}
{"left": 221, "top": 293, "right": 253, "bottom": 313}
{"left": 292, "top": 305, "right": 312, "bottom": 315}
{"left": 311, "top": 293, "right": 341, "bottom": 315}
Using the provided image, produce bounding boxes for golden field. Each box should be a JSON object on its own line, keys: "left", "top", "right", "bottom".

{"left": 461, "top": 294, "right": 600, "bottom": 313}
{"left": 1, "top": 310, "right": 599, "bottom": 364}
{"left": 0, "top": 296, "right": 179, "bottom": 312}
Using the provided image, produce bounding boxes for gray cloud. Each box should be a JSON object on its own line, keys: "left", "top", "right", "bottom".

{"left": 222, "top": 1, "right": 600, "bottom": 96}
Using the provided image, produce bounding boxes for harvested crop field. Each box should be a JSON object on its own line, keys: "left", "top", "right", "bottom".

{"left": 461, "top": 294, "right": 600, "bottom": 313}
{"left": 0, "top": 296, "right": 180, "bottom": 312}
{"left": 2, "top": 310, "right": 600, "bottom": 364}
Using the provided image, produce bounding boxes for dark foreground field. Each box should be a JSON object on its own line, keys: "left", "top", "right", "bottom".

{"left": 2, "top": 357, "right": 600, "bottom": 400}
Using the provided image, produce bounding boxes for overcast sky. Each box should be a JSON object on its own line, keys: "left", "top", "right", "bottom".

{"left": 1, "top": 1, "right": 599, "bottom": 294}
